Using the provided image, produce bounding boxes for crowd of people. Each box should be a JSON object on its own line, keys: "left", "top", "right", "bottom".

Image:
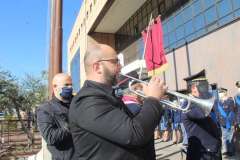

{"left": 153, "top": 81, "right": 240, "bottom": 158}
{"left": 35, "top": 43, "right": 240, "bottom": 160}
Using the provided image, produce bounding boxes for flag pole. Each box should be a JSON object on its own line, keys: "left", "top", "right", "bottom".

{"left": 139, "top": 14, "right": 153, "bottom": 79}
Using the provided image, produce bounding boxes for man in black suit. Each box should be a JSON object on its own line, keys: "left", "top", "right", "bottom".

{"left": 69, "top": 43, "right": 167, "bottom": 160}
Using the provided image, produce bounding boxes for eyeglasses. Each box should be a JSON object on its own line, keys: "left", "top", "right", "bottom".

{"left": 97, "top": 58, "right": 120, "bottom": 64}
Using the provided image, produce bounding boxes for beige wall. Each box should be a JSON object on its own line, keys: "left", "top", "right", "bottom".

{"left": 165, "top": 53, "right": 177, "bottom": 91}
{"left": 174, "top": 47, "right": 190, "bottom": 90}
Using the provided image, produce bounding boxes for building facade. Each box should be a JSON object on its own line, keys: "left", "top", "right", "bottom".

{"left": 68, "top": 0, "right": 240, "bottom": 95}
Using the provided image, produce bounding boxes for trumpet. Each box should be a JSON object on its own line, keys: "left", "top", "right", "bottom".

{"left": 120, "top": 73, "right": 214, "bottom": 116}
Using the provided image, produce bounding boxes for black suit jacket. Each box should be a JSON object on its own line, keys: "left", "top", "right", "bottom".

{"left": 182, "top": 102, "right": 221, "bottom": 160}
{"left": 36, "top": 97, "right": 74, "bottom": 160}
{"left": 69, "top": 80, "right": 163, "bottom": 160}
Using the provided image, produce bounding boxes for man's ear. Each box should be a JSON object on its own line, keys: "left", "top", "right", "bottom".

{"left": 191, "top": 84, "right": 199, "bottom": 96}
{"left": 92, "top": 62, "right": 102, "bottom": 74}
{"left": 52, "top": 84, "right": 57, "bottom": 90}
{"left": 191, "top": 84, "right": 198, "bottom": 92}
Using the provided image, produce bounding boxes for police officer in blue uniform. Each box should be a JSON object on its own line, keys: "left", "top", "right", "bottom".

{"left": 182, "top": 70, "right": 222, "bottom": 160}
{"left": 235, "top": 81, "right": 240, "bottom": 129}
{"left": 216, "top": 88, "right": 235, "bottom": 157}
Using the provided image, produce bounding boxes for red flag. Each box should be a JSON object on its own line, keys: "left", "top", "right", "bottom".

{"left": 141, "top": 16, "right": 168, "bottom": 76}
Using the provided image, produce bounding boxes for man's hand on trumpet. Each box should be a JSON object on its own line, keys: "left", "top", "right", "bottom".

{"left": 142, "top": 76, "right": 168, "bottom": 100}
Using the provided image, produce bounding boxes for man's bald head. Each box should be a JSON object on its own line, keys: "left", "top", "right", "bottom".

{"left": 84, "top": 43, "right": 117, "bottom": 74}
{"left": 52, "top": 73, "right": 72, "bottom": 87}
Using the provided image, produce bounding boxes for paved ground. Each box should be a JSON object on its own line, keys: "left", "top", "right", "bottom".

{"left": 154, "top": 139, "right": 240, "bottom": 160}
{"left": 155, "top": 139, "right": 185, "bottom": 160}
{"left": 15, "top": 138, "right": 240, "bottom": 160}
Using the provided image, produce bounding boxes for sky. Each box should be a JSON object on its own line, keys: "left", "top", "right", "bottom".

{"left": 0, "top": 0, "right": 82, "bottom": 79}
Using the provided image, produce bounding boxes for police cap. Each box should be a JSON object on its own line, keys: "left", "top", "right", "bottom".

{"left": 183, "top": 69, "right": 207, "bottom": 84}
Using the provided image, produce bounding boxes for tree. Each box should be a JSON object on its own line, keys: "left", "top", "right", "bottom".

{"left": 0, "top": 69, "right": 48, "bottom": 146}
{"left": 21, "top": 72, "right": 48, "bottom": 112}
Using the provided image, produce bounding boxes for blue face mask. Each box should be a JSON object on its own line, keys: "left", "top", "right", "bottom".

{"left": 60, "top": 87, "right": 73, "bottom": 100}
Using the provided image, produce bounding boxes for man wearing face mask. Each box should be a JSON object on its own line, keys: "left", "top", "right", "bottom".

{"left": 182, "top": 70, "right": 222, "bottom": 160}
{"left": 36, "top": 73, "right": 74, "bottom": 160}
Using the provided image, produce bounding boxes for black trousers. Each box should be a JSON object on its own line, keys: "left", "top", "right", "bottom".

{"left": 187, "top": 149, "right": 222, "bottom": 160}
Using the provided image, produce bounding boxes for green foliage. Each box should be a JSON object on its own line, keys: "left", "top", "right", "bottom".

{"left": 0, "top": 68, "right": 48, "bottom": 116}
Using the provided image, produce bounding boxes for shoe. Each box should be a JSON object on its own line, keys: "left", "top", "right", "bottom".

{"left": 227, "top": 152, "right": 235, "bottom": 157}
{"left": 222, "top": 152, "right": 228, "bottom": 156}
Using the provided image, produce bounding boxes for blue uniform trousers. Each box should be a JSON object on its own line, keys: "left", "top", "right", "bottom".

{"left": 221, "top": 126, "right": 235, "bottom": 155}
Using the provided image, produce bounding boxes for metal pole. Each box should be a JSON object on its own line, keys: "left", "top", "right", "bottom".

{"left": 48, "top": 0, "right": 62, "bottom": 99}
{"left": 54, "top": 0, "right": 62, "bottom": 74}
{"left": 48, "top": 0, "right": 56, "bottom": 99}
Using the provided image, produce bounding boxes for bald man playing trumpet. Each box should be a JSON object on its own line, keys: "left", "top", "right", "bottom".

{"left": 37, "top": 73, "right": 74, "bottom": 160}
{"left": 69, "top": 43, "right": 167, "bottom": 160}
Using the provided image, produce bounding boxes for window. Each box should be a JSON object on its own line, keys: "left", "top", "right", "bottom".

{"left": 186, "top": 34, "right": 195, "bottom": 42}
{"left": 142, "top": 6, "right": 148, "bottom": 17}
{"left": 152, "top": 0, "right": 158, "bottom": 7}
{"left": 71, "top": 49, "right": 81, "bottom": 92}
{"left": 139, "top": 21, "right": 144, "bottom": 32}
{"left": 175, "top": 26, "right": 184, "bottom": 41}
{"left": 164, "top": 35, "right": 169, "bottom": 47}
{"left": 134, "top": 25, "right": 139, "bottom": 36}
{"left": 169, "top": 31, "right": 176, "bottom": 45}
{"left": 203, "top": 0, "right": 215, "bottom": 9}
{"left": 175, "top": 12, "right": 183, "bottom": 28}
{"left": 195, "top": 28, "right": 205, "bottom": 37}
{"left": 133, "top": 15, "right": 138, "bottom": 26}
{"left": 192, "top": 0, "right": 202, "bottom": 16}
{"left": 143, "top": 17, "right": 149, "bottom": 29}
{"left": 233, "top": 0, "right": 240, "bottom": 10}
{"left": 152, "top": 7, "right": 159, "bottom": 17}
{"left": 235, "top": 9, "right": 240, "bottom": 17}
{"left": 163, "top": 24, "right": 168, "bottom": 34}
{"left": 184, "top": 6, "right": 193, "bottom": 22}
{"left": 159, "top": 2, "right": 166, "bottom": 14}
{"left": 173, "top": 0, "right": 181, "bottom": 5}
{"left": 217, "top": 0, "right": 232, "bottom": 18}
{"left": 184, "top": 20, "right": 194, "bottom": 36}
{"left": 138, "top": 38, "right": 144, "bottom": 58}
{"left": 194, "top": 14, "right": 204, "bottom": 30}
{"left": 205, "top": 6, "right": 217, "bottom": 25}
{"left": 165, "top": 0, "right": 173, "bottom": 10}
{"left": 146, "top": 2, "right": 152, "bottom": 14}
{"left": 167, "top": 17, "right": 175, "bottom": 32}
{"left": 218, "top": 14, "right": 233, "bottom": 25}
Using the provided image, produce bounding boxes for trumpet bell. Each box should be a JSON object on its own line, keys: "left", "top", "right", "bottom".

{"left": 192, "top": 97, "right": 215, "bottom": 116}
